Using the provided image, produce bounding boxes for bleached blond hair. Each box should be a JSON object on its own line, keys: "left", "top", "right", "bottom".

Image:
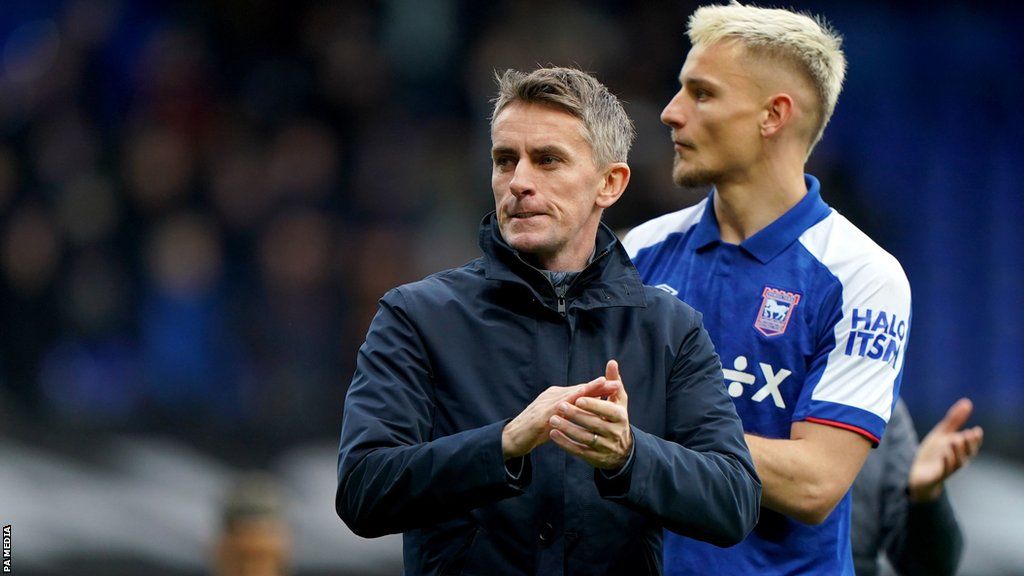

{"left": 688, "top": 2, "right": 846, "bottom": 153}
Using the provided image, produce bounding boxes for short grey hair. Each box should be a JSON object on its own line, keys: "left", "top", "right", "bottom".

{"left": 490, "top": 67, "right": 635, "bottom": 166}
{"left": 688, "top": 2, "right": 847, "bottom": 152}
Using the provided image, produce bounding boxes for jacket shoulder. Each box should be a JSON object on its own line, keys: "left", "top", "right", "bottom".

{"left": 640, "top": 284, "right": 704, "bottom": 329}
{"left": 384, "top": 258, "right": 488, "bottom": 308}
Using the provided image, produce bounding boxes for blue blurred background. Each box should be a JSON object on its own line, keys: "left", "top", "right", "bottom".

{"left": 0, "top": 0, "right": 1020, "bottom": 574}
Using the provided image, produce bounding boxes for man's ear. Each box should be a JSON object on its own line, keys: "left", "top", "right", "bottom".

{"left": 761, "top": 93, "right": 794, "bottom": 138}
{"left": 596, "top": 162, "right": 630, "bottom": 209}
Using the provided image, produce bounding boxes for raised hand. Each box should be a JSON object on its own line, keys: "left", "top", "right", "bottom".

{"left": 908, "top": 398, "right": 984, "bottom": 503}
{"left": 548, "top": 359, "right": 633, "bottom": 470}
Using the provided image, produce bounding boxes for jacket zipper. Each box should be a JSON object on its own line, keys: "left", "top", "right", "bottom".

{"left": 514, "top": 248, "right": 612, "bottom": 318}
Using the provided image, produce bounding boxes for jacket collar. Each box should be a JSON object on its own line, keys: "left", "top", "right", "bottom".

{"left": 692, "top": 174, "right": 832, "bottom": 264}
{"left": 479, "top": 212, "right": 646, "bottom": 310}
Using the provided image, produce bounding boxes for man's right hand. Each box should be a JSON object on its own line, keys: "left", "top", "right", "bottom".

{"left": 502, "top": 377, "right": 616, "bottom": 459}
{"left": 908, "top": 397, "right": 983, "bottom": 503}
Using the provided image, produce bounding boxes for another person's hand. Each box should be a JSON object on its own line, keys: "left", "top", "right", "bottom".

{"left": 549, "top": 360, "right": 633, "bottom": 470}
{"left": 908, "top": 398, "right": 984, "bottom": 503}
{"left": 502, "top": 377, "right": 615, "bottom": 459}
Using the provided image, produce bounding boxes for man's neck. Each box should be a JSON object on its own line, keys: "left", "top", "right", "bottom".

{"left": 530, "top": 216, "right": 603, "bottom": 272}
{"left": 712, "top": 163, "right": 807, "bottom": 245}
{"left": 524, "top": 243, "right": 597, "bottom": 273}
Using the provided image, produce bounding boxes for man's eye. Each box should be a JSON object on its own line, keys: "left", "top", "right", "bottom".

{"left": 540, "top": 155, "right": 559, "bottom": 165}
{"left": 494, "top": 157, "right": 514, "bottom": 168}
{"left": 694, "top": 89, "right": 711, "bottom": 101}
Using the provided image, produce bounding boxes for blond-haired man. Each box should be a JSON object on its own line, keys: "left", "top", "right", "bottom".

{"left": 623, "top": 4, "right": 910, "bottom": 574}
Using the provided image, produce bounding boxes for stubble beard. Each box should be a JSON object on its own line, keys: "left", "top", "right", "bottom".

{"left": 672, "top": 158, "right": 720, "bottom": 189}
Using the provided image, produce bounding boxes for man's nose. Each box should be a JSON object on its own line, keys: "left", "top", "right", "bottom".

{"left": 509, "top": 161, "right": 535, "bottom": 198}
{"left": 661, "top": 90, "right": 687, "bottom": 128}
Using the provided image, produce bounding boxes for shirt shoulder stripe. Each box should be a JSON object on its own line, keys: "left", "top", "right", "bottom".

{"left": 622, "top": 199, "right": 708, "bottom": 259}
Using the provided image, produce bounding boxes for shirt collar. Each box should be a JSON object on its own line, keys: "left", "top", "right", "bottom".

{"left": 692, "top": 174, "right": 832, "bottom": 264}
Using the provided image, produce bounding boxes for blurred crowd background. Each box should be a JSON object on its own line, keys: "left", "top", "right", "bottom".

{"left": 0, "top": 0, "right": 1021, "bottom": 574}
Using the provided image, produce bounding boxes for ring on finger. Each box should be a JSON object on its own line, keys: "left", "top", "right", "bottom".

{"left": 590, "top": 432, "right": 599, "bottom": 448}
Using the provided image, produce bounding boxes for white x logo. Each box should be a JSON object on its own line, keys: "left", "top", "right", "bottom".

{"left": 751, "top": 363, "right": 791, "bottom": 408}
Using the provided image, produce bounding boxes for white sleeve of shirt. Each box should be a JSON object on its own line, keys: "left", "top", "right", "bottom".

{"left": 799, "top": 212, "right": 912, "bottom": 426}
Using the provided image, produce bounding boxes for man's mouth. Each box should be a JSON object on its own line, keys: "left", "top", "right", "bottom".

{"left": 510, "top": 212, "right": 544, "bottom": 219}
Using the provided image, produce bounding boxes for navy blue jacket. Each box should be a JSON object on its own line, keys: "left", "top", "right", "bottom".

{"left": 337, "top": 214, "right": 760, "bottom": 575}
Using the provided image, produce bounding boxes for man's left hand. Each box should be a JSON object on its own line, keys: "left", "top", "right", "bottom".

{"left": 549, "top": 359, "right": 633, "bottom": 470}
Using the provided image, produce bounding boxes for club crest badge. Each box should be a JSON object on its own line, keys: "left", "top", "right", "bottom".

{"left": 754, "top": 286, "right": 801, "bottom": 337}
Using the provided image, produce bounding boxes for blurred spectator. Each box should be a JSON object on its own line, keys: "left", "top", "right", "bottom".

{"left": 265, "top": 120, "right": 339, "bottom": 203}
{"left": 0, "top": 202, "right": 62, "bottom": 411}
{"left": 123, "top": 122, "right": 196, "bottom": 214}
{"left": 38, "top": 248, "right": 138, "bottom": 424}
{"left": 139, "top": 212, "right": 250, "bottom": 423}
{"left": 1, "top": 202, "right": 61, "bottom": 298}
{"left": 214, "top": 472, "right": 292, "bottom": 576}
{"left": 247, "top": 209, "right": 341, "bottom": 431}
{"left": 301, "top": 1, "right": 390, "bottom": 117}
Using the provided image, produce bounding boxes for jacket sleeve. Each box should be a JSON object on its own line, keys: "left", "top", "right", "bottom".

{"left": 595, "top": 318, "right": 761, "bottom": 547}
{"left": 335, "top": 288, "right": 528, "bottom": 538}
{"left": 881, "top": 401, "right": 964, "bottom": 576}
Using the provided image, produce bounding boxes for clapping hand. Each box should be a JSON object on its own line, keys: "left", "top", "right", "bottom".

{"left": 548, "top": 360, "right": 633, "bottom": 471}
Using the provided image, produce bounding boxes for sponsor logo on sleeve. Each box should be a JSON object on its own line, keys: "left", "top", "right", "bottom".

{"left": 754, "top": 286, "right": 801, "bottom": 337}
{"left": 844, "top": 308, "right": 907, "bottom": 368}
